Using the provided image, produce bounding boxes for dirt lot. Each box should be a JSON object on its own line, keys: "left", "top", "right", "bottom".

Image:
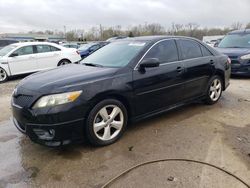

{"left": 0, "top": 77, "right": 250, "bottom": 188}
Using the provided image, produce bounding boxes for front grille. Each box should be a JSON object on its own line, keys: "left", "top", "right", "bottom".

{"left": 231, "top": 60, "right": 240, "bottom": 64}
{"left": 13, "top": 95, "right": 33, "bottom": 107}
{"left": 229, "top": 56, "right": 238, "bottom": 59}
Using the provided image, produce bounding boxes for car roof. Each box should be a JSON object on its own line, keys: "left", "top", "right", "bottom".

{"left": 120, "top": 35, "right": 202, "bottom": 43}
{"left": 10, "top": 42, "right": 58, "bottom": 47}
{"left": 228, "top": 29, "right": 250, "bottom": 35}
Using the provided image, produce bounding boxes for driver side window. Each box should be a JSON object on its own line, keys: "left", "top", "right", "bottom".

{"left": 12, "top": 46, "right": 34, "bottom": 56}
{"left": 144, "top": 40, "right": 179, "bottom": 64}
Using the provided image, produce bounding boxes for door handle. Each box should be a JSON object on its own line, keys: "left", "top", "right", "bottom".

{"left": 176, "top": 66, "right": 183, "bottom": 73}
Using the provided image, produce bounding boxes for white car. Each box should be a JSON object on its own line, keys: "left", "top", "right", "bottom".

{"left": 0, "top": 42, "right": 81, "bottom": 83}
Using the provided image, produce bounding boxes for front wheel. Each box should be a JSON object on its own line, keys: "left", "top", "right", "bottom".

{"left": 58, "top": 59, "right": 71, "bottom": 66}
{"left": 85, "top": 99, "right": 128, "bottom": 146}
{"left": 0, "top": 67, "right": 8, "bottom": 83}
{"left": 204, "top": 76, "right": 223, "bottom": 105}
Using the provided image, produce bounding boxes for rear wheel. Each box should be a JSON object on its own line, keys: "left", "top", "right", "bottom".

{"left": 85, "top": 99, "right": 128, "bottom": 146}
{"left": 204, "top": 75, "right": 223, "bottom": 105}
{"left": 58, "top": 59, "right": 71, "bottom": 66}
{"left": 0, "top": 68, "right": 8, "bottom": 83}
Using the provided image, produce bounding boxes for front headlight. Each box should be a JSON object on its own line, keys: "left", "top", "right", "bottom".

{"left": 240, "top": 54, "right": 250, "bottom": 60}
{"left": 33, "top": 91, "right": 82, "bottom": 109}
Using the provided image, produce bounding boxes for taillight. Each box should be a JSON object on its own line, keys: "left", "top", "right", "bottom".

{"left": 227, "top": 58, "right": 231, "bottom": 64}
{"left": 76, "top": 50, "right": 80, "bottom": 55}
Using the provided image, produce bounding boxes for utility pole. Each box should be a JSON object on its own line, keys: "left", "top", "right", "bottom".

{"left": 64, "top": 25, "right": 66, "bottom": 40}
{"left": 99, "top": 24, "right": 103, "bottom": 40}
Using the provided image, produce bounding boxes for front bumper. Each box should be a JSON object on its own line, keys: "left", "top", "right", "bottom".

{"left": 12, "top": 102, "right": 85, "bottom": 147}
{"left": 230, "top": 60, "right": 250, "bottom": 76}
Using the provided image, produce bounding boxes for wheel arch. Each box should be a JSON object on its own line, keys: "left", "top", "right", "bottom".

{"left": 57, "top": 58, "right": 71, "bottom": 66}
{"left": 0, "top": 65, "right": 11, "bottom": 75}
{"left": 87, "top": 92, "right": 133, "bottom": 120}
{"left": 214, "top": 70, "right": 225, "bottom": 90}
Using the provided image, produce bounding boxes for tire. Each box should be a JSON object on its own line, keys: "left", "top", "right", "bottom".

{"left": 85, "top": 99, "right": 128, "bottom": 146}
{"left": 58, "top": 59, "right": 71, "bottom": 66}
{"left": 204, "top": 75, "right": 223, "bottom": 105}
{"left": 0, "top": 67, "right": 8, "bottom": 83}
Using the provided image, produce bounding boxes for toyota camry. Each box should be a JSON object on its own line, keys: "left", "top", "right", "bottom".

{"left": 12, "top": 36, "right": 231, "bottom": 147}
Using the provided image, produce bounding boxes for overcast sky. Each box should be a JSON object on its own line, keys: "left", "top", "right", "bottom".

{"left": 0, "top": 0, "right": 249, "bottom": 33}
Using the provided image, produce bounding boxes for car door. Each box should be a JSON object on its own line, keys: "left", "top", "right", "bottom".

{"left": 35, "top": 45, "right": 61, "bottom": 70}
{"left": 133, "top": 39, "right": 186, "bottom": 116}
{"left": 176, "top": 39, "right": 216, "bottom": 100}
{"left": 7, "top": 45, "right": 38, "bottom": 75}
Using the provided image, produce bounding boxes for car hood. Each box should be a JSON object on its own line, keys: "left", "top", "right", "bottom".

{"left": 18, "top": 64, "right": 118, "bottom": 93}
{"left": 216, "top": 47, "right": 250, "bottom": 57}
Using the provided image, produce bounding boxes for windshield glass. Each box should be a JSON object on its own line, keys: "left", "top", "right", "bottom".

{"left": 78, "top": 43, "right": 95, "bottom": 51}
{"left": 80, "top": 41, "right": 146, "bottom": 68}
{"left": 218, "top": 33, "right": 250, "bottom": 48}
{"left": 0, "top": 45, "right": 17, "bottom": 56}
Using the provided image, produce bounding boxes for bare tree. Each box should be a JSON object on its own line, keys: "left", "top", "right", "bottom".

{"left": 231, "top": 22, "right": 243, "bottom": 30}
{"left": 246, "top": 22, "right": 250, "bottom": 29}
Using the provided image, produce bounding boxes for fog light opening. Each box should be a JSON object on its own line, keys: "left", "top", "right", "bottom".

{"left": 33, "top": 128, "right": 55, "bottom": 140}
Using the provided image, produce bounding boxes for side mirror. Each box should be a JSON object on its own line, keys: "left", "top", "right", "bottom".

{"left": 10, "top": 53, "right": 18, "bottom": 57}
{"left": 139, "top": 58, "right": 160, "bottom": 71}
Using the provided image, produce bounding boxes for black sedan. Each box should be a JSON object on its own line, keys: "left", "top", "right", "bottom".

{"left": 12, "top": 36, "right": 231, "bottom": 147}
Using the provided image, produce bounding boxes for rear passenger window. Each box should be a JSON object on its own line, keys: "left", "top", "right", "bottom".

{"left": 200, "top": 45, "right": 213, "bottom": 56}
{"left": 144, "top": 40, "right": 178, "bottom": 63}
{"left": 179, "top": 40, "right": 202, "bottom": 60}
{"left": 50, "top": 46, "right": 60, "bottom": 51}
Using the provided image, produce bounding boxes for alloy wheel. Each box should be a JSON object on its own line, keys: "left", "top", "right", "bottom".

{"left": 93, "top": 105, "right": 124, "bottom": 141}
{"left": 209, "top": 78, "right": 222, "bottom": 101}
{"left": 0, "top": 68, "right": 7, "bottom": 82}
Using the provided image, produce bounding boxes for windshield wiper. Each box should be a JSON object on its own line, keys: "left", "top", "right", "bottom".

{"left": 83, "top": 63, "right": 103, "bottom": 67}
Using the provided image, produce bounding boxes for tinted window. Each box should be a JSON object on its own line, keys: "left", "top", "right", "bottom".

{"left": 180, "top": 40, "right": 202, "bottom": 60}
{"left": 144, "top": 40, "right": 178, "bottom": 63}
{"left": 36, "top": 45, "right": 51, "bottom": 53}
{"left": 200, "top": 45, "right": 213, "bottom": 56}
{"left": 14, "top": 46, "right": 34, "bottom": 56}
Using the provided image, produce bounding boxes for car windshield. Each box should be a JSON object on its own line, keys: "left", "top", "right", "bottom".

{"left": 0, "top": 45, "right": 17, "bottom": 56}
{"left": 78, "top": 43, "right": 95, "bottom": 51}
{"left": 80, "top": 41, "right": 146, "bottom": 68}
{"left": 218, "top": 33, "right": 250, "bottom": 48}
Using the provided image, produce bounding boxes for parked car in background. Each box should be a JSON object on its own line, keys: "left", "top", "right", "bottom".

{"left": 106, "top": 36, "right": 128, "bottom": 42}
{"left": 0, "top": 39, "right": 18, "bottom": 50}
{"left": 62, "top": 42, "right": 81, "bottom": 49}
{"left": 78, "top": 41, "right": 109, "bottom": 59}
{"left": 216, "top": 29, "right": 250, "bottom": 76}
{"left": 0, "top": 42, "right": 81, "bottom": 83}
{"left": 202, "top": 35, "right": 224, "bottom": 47}
{"left": 12, "top": 36, "right": 230, "bottom": 147}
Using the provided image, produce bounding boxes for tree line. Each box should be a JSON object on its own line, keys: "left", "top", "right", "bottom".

{"left": 28, "top": 22, "right": 250, "bottom": 41}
